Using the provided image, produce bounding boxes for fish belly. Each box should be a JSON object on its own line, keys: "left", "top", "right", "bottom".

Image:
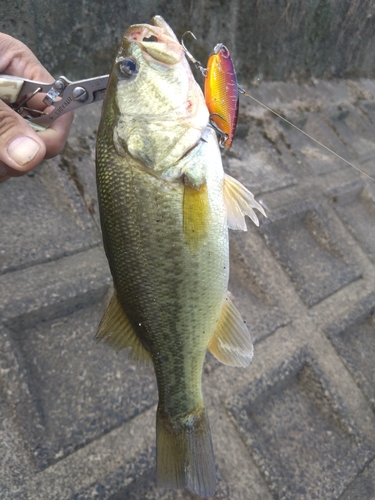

{"left": 97, "top": 131, "right": 228, "bottom": 415}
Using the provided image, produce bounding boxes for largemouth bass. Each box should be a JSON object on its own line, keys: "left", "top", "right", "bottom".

{"left": 95, "top": 16, "right": 265, "bottom": 498}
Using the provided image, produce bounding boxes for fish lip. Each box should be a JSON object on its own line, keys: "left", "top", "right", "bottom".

{"left": 124, "top": 15, "right": 178, "bottom": 41}
{"left": 123, "top": 18, "right": 182, "bottom": 66}
{"left": 123, "top": 23, "right": 157, "bottom": 43}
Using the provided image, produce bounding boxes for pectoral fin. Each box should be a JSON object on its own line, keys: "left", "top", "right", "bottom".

{"left": 224, "top": 173, "right": 266, "bottom": 230}
{"left": 96, "top": 291, "right": 152, "bottom": 365}
{"left": 183, "top": 180, "right": 209, "bottom": 252}
{"left": 208, "top": 293, "right": 253, "bottom": 367}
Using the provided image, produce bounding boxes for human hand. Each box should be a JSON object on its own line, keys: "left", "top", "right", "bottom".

{"left": 0, "top": 34, "right": 74, "bottom": 183}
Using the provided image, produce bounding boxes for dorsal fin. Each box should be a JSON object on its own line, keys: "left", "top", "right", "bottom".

{"left": 208, "top": 292, "right": 253, "bottom": 367}
{"left": 223, "top": 173, "right": 266, "bottom": 230}
{"left": 96, "top": 291, "right": 152, "bottom": 365}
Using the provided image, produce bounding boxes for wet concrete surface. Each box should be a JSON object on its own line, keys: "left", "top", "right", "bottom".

{"left": 1, "top": 78, "right": 375, "bottom": 499}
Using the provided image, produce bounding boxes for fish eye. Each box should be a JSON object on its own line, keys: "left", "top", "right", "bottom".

{"left": 117, "top": 57, "right": 139, "bottom": 78}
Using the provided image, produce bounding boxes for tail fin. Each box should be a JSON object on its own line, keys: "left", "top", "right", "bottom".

{"left": 156, "top": 406, "right": 216, "bottom": 498}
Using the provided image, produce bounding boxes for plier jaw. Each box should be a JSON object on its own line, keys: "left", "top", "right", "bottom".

{"left": 0, "top": 74, "right": 109, "bottom": 130}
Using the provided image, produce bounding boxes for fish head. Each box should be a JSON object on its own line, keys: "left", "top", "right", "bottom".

{"left": 103, "top": 16, "right": 209, "bottom": 171}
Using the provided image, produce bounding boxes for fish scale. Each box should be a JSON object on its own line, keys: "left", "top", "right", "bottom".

{"left": 97, "top": 123, "right": 228, "bottom": 416}
{"left": 95, "top": 16, "right": 263, "bottom": 498}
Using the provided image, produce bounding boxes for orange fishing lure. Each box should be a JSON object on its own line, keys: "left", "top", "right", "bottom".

{"left": 204, "top": 43, "right": 239, "bottom": 149}
{"left": 181, "top": 32, "right": 375, "bottom": 181}
{"left": 182, "top": 34, "right": 240, "bottom": 149}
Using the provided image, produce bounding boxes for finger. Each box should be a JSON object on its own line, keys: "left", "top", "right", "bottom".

{"left": 0, "top": 173, "right": 10, "bottom": 183}
{"left": 0, "top": 100, "right": 46, "bottom": 174}
{"left": 0, "top": 160, "right": 26, "bottom": 183}
{"left": 0, "top": 34, "right": 74, "bottom": 180}
{"left": 0, "top": 34, "right": 53, "bottom": 83}
{"left": 38, "top": 110, "right": 75, "bottom": 159}
{"left": 0, "top": 161, "right": 10, "bottom": 182}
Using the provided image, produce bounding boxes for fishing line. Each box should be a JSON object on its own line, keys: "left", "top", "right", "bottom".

{"left": 182, "top": 33, "right": 375, "bottom": 182}
{"left": 239, "top": 87, "right": 375, "bottom": 183}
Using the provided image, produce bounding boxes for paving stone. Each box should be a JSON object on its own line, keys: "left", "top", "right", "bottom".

{"left": 328, "top": 180, "right": 375, "bottom": 263}
{"left": 340, "top": 457, "right": 375, "bottom": 500}
{"left": 357, "top": 80, "right": 375, "bottom": 98}
{"left": 0, "top": 394, "right": 34, "bottom": 497}
{"left": 273, "top": 111, "right": 350, "bottom": 177}
{"left": 74, "top": 457, "right": 229, "bottom": 500}
{"left": 359, "top": 100, "right": 375, "bottom": 127}
{"left": 57, "top": 102, "right": 103, "bottom": 228}
{"left": 3, "top": 78, "right": 375, "bottom": 499}
{"left": 70, "top": 447, "right": 155, "bottom": 500}
{"left": 227, "top": 350, "right": 375, "bottom": 499}
{"left": 0, "top": 169, "right": 99, "bottom": 275}
{"left": 3, "top": 302, "right": 157, "bottom": 470}
{"left": 229, "top": 230, "right": 290, "bottom": 344}
{"left": 325, "top": 293, "right": 375, "bottom": 413}
{"left": 116, "top": 469, "right": 230, "bottom": 500}
{"left": 223, "top": 115, "right": 295, "bottom": 195}
{"left": 0, "top": 247, "right": 112, "bottom": 326}
{"left": 23, "top": 406, "right": 157, "bottom": 500}
{"left": 259, "top": 201, "right": 362, "bottom": 307}
{"left": 323, "top": 104, "right": 375, "bottom": 168}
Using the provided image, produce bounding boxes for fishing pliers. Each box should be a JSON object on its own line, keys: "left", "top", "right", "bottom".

{"left": 0, "top": 73, "right": 109, "bottom": 130}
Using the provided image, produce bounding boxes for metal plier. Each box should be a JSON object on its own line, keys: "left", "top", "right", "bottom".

{"left": 0, "top": 74, "right": 109, "bottom": 130}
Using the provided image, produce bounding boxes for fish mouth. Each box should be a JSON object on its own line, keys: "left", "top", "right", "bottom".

{"left": 123, "top": 16, "right": 182, "bottom": 66}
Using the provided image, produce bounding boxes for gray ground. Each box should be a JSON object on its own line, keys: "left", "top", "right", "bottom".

{"left": 1, "top": 77, "right": 375, "bottom": 499}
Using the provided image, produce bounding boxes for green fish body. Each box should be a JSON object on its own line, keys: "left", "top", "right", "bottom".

{"left": 96, "top": 16, "right": 265, "bottom": 498}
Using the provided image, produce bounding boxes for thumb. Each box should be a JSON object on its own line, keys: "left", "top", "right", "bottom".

{"left": 0, "top": 99, "right": 46, "bottom": 179}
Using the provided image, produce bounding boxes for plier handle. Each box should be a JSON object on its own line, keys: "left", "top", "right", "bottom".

{"left": 0, "top": 74, "right": 109, "bottom": 130}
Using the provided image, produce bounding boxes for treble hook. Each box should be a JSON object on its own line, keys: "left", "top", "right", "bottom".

{"left": 181, "top": 31, "right": 207, "bottom": 77}
{"left": 209, "top": 113, "right": 229, "bottom": 148}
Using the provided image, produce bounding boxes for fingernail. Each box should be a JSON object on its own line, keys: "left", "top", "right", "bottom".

{"left": 7, "top": 137, "right": 41, "bottom": 166}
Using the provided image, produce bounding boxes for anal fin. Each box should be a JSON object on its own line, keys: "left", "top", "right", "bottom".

{"left": 96, "top": 291, "right": 152, "bottom": 365}
{"left": 208, "top": 292, "right": 253, "bottom": 367}
{"left": 224, "top": 173, "right": 266, "bottom": 230}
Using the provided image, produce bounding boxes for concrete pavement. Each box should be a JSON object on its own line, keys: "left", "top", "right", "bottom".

{"left": 1, "top": 78, "right": 375, "bottom": 499}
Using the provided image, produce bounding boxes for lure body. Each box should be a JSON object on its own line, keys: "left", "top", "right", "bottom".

{"left": 204, "top": 43, "right": 239, "bottom": 149}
